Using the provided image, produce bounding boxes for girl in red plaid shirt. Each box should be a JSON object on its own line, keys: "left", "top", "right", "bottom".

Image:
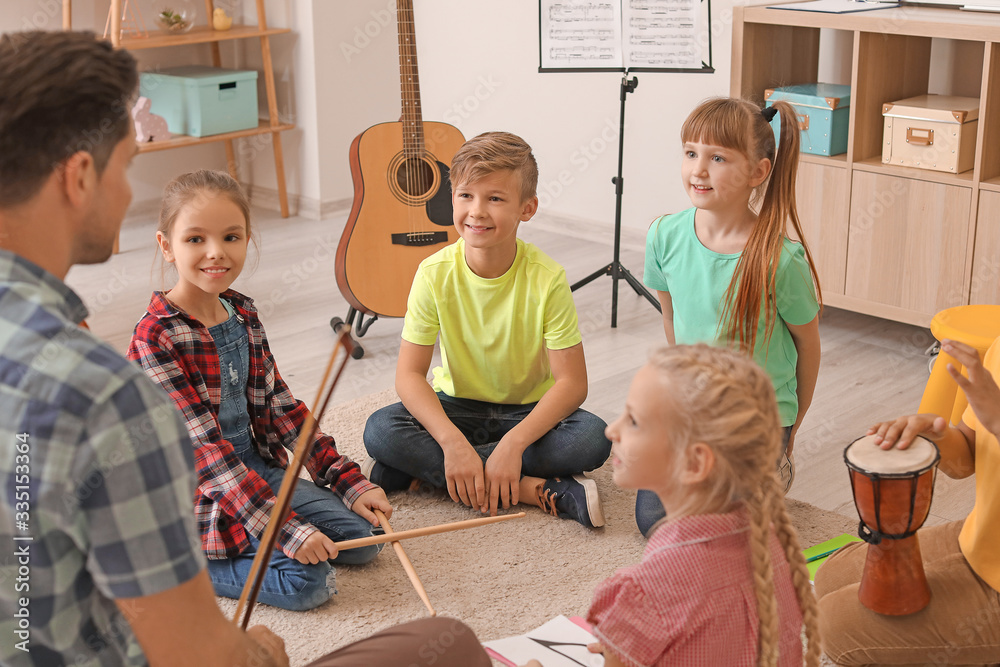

{"left": 582, "top": 345, "right": 820, "bottom": 666}
{"left": 128, "top": 170, "right": 392, "bottom": 612}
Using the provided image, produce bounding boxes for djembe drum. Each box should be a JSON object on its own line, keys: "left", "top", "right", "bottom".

{"left": 844, "top": 434, "right": 940, "bottom": 615}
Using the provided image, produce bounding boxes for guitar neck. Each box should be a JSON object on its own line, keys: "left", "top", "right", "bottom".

{"left": 397, "top": 0, "right": 424, "bottom": 156}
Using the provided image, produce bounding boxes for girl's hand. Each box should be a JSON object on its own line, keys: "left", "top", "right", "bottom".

{"left": 292, "top": 530, "right": 338, "bottom": 564}
{"left": 351, "top": 488, "right": 392, "bottom": 527}
{"left": 519, "top": 662, "right": 543, "bottom": 667}
{"left": 942, "top": 338, "right": 1000, "bottom": 436}
{"left": 867, "top": 414, "right": 948, "bottom": 450}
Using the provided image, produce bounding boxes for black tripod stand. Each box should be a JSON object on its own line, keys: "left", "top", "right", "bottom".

{"left": 570, "top": 74, "right": 661, "bottom": 327}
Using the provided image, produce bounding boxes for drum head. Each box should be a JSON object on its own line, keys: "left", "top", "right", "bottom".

{"left": 845, "top": 434, "right": 939, "bottom": 475}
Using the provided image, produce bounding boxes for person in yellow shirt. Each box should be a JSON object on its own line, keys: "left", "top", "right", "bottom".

{"left": 816, "top": 337, "right": 1000, "bottom": 665}
{"left": 363, "top": 131, "right": 610, "bottom": 528}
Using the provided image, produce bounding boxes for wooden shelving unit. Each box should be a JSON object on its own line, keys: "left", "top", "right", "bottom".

{"left": 733, "top": 2, "right": 1000, "bottom": 326}
{"left": 63, "top": 0, "right": 294, "bottom": 218}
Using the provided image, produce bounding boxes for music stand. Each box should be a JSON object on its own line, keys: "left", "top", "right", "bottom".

{"left": 569, "top": 74, "right": 660, "bottom": 327}
{"left": 539, "top": 0, "right": 713, "bottom": 327}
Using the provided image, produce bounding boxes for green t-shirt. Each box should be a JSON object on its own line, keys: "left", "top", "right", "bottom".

{"left": 644, "top": 208, "right": 819, "bottom": 426}
{"left": 402, "top": 238, "right": 582, "bottom": 405}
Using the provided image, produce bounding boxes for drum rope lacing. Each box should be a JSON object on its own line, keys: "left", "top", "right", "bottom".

{"left": 848, "top": 469, "right": 938, "bottom": 545}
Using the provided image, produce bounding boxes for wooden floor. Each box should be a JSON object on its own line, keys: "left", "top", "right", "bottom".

{"left": 66, "top": 206, "right": 976, "bottom": 527}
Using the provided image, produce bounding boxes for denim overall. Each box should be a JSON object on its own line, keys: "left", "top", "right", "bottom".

{"left": 204, "top": 300, "right": 379, "bottom": 611}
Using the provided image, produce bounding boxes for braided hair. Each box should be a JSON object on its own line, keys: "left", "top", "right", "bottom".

{"left": 647, "top": 344, "right": 821, "bottom": 666}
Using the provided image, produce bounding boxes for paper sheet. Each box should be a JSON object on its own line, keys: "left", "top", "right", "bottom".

{"left": 540, "top": 0, "right": 704, "bottom": 70}
{"left": 767, "top": 0, "right": 898, "bottom": 13}
{"left": 483, "top": 615, "right": 604, "bottom": 667}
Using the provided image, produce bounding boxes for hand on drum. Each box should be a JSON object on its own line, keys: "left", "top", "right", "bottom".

{"left": 941, "top": 338, "right": 1000, "bottom": 437}
{"left": 867, "top": 414, "right": 948, "bottom": 451}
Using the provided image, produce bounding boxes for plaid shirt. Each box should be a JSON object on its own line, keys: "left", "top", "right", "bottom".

{"left": 127, "top": 290, "right": 375, "bottom": 560}
{"left": 587, "top": 506, "right": 803, "bottom": 667}
{"left": 0, "top": 250, "right": 204, "bottom": 666}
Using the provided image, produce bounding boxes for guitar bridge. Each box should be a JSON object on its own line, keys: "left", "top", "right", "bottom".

{"left": 391, "top": 232, "right": 449, "bottom": 247}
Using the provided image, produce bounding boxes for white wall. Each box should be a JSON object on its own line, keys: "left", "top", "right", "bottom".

{"left": 409, "top": 0, "right": 735, "bottom": 233}
{"left": 0, "top": 1, "right": 985, "bottom": 231}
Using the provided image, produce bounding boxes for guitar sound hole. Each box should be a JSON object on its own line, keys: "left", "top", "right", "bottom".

{"left": 396, "top": 158, "right": 435, "bottom": 197}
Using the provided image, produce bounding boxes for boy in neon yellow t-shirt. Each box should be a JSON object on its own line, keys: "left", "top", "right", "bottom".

{"left": 363, "top": 132, "right": 610, "bottom": 528}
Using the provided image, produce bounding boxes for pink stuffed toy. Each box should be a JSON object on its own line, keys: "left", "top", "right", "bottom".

{"left": 132, "top": 96, "right": 170, "bottom": 142}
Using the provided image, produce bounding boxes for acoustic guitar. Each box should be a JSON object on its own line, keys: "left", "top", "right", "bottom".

{"left": 334, "top": 0, "right": 465, "bottom": 321}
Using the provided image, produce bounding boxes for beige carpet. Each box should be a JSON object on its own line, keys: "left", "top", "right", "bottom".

{"left": 218, "top": 388, "right": 856, "bottom": 666}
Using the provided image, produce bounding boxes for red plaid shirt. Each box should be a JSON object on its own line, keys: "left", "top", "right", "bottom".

{"left": 587, "top": 506, "right": 803, "bottom": 667}
{"left": 127, "top": 290, "right": 376, "bottom": 559}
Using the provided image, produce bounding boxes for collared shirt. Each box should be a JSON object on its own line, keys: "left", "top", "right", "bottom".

{"left": 128, "top": 290, "right": 375, "bottom": 560}
{"left": 0, "top": 250, "right": 204, "bottom": 666}
{"left": 587, "top": 506, "right": 803, "bottom": 667}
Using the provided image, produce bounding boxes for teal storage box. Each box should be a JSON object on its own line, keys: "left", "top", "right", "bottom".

{"left": 139, "top": 66, "right": 259, "bottom": 137}
{"left": 764, "top": 83, "right": 851, "bottom": 156}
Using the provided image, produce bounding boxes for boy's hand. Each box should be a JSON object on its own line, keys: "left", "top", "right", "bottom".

{"left": 483, "top": 439, "right": 522, "bottom": 515}
{"left": 443, "top": 442, "right": 486, "bottom": 508}
{"left": 868, "top": 414, "right": 948, "bottom": 451}
{"left": 292, "top": 530, "right": 338, "bottom": 564}
{"left": 351, "top": 488, "right": 393, "bottom": 527}
{"left": 942, "top": 338, "right": 1000, "bottom": 436}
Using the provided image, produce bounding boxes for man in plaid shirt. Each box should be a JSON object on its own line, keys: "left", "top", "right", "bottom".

{"left": 0, "top": 29, "right": 490, "bottom": 667}
{"left": 0, "top": 31, "right": 288, "bottom": 666}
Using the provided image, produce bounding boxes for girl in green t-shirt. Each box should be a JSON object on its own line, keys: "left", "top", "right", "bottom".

{"left": 639, "top": 97, "right": 823, "bottom": 536}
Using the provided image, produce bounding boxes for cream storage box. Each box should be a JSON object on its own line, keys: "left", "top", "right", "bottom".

{"left": 882, "top": 94, "right": 980, "bottom": 174}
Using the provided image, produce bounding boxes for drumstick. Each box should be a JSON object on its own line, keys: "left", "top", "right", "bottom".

{"left": 234, "top": 329, "right": 359, "bottom": 629}
{"left": 334, "top": 512, "right": 525, "bottom": 551}
{"left": 374, "top": 509, "right": 435, "bottom": 616}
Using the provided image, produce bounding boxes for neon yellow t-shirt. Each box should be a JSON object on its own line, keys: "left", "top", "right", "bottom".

{"left": 959, "top": 337, "right": 1000, "bottom": 592}
{"left": 402, "top": 238, "right": 582, "bottom": 405}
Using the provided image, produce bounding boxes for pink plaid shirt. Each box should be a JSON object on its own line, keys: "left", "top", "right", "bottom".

{"left": 587, "top": 506, "right": 803, "bottom": 667}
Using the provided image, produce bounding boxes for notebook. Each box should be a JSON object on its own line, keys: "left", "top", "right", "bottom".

{"left": 804, "top": 533, "right": 864, "bottom": 581}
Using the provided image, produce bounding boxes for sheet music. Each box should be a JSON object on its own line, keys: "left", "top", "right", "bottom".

{"left": 540, "top": 0, "right": 704, "bottom": 70}
{"left": 623, "top": 0, "right": 702, "bottom": 68}
{"left": 541, "top": 1, "right": 623, "bottom": 69}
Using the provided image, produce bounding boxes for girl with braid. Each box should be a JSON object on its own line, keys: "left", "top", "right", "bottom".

{"left": 638, "top": 97, "right": 822, "bottom": 534}
{"left": 585, "top": 344, "right": 820, "bottom": 666}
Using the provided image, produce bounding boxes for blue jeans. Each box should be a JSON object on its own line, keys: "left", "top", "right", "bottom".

{"left": 363, "top": 393, "right": 611, "bottom": 488}
{"left": 634, "top": 426, "right": 793, "bottom": 537}
{"left": 207, "top": 440, "right": 382, "bottom": 611}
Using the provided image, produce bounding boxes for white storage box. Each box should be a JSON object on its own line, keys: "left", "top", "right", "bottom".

{"left": 881, "top": 94, "right": 980, "bottom": 174}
